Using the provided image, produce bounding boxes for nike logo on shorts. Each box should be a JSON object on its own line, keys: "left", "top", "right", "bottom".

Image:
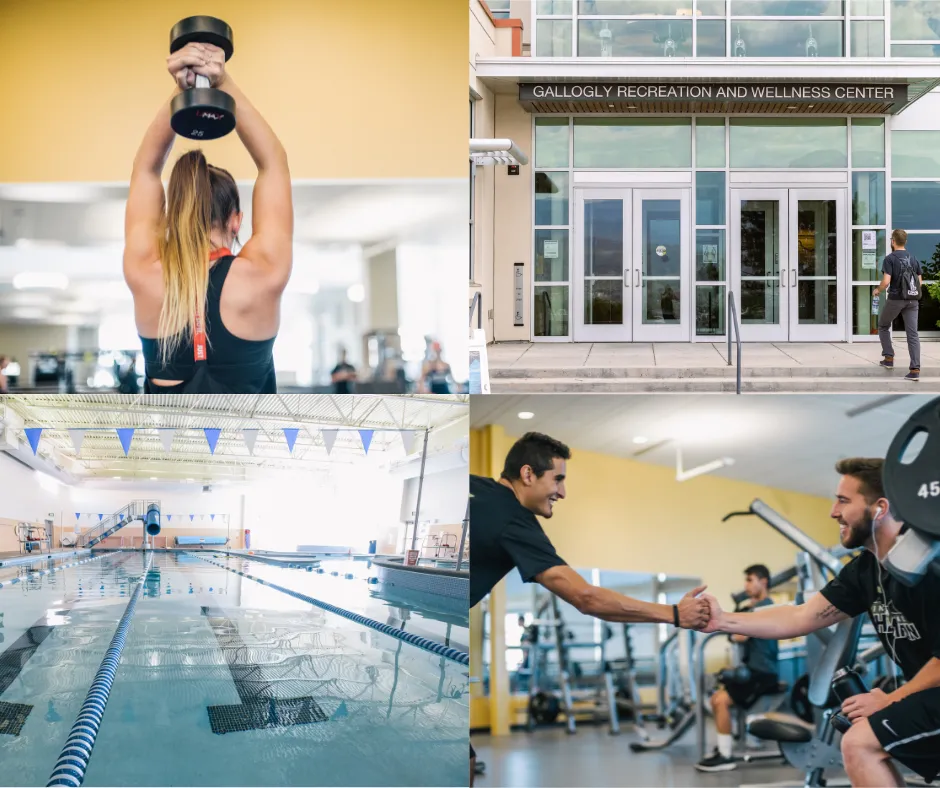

{"left": 882, "top": 720, "right": 899, "bottom": 737}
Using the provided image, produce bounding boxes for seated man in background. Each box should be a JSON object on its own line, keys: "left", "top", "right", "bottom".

{"left": 696, "top": 564, "right": 779, "bottom": 773}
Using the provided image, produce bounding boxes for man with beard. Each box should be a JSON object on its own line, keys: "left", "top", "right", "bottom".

{"left": 702, "top": 458, "right": 940, "bottom": 787}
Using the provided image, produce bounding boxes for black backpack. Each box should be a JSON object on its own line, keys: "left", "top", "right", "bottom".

{"left": 893, "top": 252, "right": 921, "bottom": 301}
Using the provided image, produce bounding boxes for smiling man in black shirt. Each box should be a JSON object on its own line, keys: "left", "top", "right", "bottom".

{"left": 469, "top": 431, "right": 711, "bottom": 786}
{"left": 702, "top": 458, "right": 940, "bottom": 787}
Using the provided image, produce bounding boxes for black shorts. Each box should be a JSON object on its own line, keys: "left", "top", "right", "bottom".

{"left": 723, "top": 671, "right": 780, "bottom": 710}
{"left": 870, "top": 686, "right": 940, "bottom": 783}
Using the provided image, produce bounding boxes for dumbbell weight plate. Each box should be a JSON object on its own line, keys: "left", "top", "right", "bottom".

{"left": 170, "top": 16, "right": 234, "bottom": 61}
{"left": 790, "top": 674, "right": 814, "bottom": 723}
{"left": 170, "top": 90, "right": 237, "bottom": 140}
{"left": 884, "top": 399, "right": 940, "bottom": 538}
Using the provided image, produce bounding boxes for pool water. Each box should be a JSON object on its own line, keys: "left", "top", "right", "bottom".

{"left": 0, "top": 551, "right": 468, "bottom": 787}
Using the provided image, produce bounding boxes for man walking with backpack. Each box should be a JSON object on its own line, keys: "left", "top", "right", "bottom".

{"left": 874, "top": 229, "right": 923, "bottom": 381}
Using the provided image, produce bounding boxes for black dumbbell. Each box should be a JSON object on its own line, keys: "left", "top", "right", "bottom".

{"left": 169, "top": 16, "right": 236, "bottom": 140}
{"left": 830, "top": 666, "right": 867, "bottom": 734}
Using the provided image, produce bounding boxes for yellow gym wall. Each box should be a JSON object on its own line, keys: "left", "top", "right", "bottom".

{"left": 0, "top": 0, "right": 466, "bottom": 182}
{"left": 470, "top": 424, "right": 839, "bottom": 732}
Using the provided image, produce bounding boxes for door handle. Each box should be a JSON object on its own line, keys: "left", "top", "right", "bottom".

{"left": 791, "top": 269, "right": 796, "bottom": 288}
{"left": 635, "top": 269, "right": 640, "bottom": 288}
{"left": 624, "top": 268, "right": 629, "bottom": 287}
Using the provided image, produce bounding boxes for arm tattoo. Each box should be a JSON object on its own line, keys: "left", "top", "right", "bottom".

{"left": 815, "top": 604, "right": 842, "bottom": 621}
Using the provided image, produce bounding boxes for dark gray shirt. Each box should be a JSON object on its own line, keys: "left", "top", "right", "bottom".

{"left": 741, "top": 597, "right": 779, "bottom": 677}
{"left": 882, "top": 251, "right": 923, "bottom": 300}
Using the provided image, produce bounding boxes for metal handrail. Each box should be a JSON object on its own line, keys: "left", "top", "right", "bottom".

{"left": 469, "top": 292, "right": 482, "bottom": 330}
{"left": 78, "top": 499, "right": 160, "bottom": 548}
{"left": 727, "top": 290, "right": 742, "bottom": 395}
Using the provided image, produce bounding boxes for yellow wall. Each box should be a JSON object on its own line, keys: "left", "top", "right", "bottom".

{"left": 0, "top": 0, "right": 466, "bottom": 182}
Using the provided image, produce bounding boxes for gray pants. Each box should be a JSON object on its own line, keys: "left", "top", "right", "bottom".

{"left": 878, "top": 299, "right": 920, "bottom": 370}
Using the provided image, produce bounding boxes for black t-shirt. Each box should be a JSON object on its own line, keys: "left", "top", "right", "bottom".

{"left": 882, "top": 251, "right": 923, "bottom": 300}
{"left": 469, "top": 475, "right": 567, "bottom": 608}
{"left": 331, "top": 362, "right": 356, "bottom": 394}
{"left": 820, "top": 550, "right": 940, "bottom": 681}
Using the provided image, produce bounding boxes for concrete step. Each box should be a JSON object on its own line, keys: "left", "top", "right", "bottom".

{"left": 490, "top": 377, "right": 940, "bottom": 393}
{"left": 491, "top": 366, "right": 940, "bottom": 380}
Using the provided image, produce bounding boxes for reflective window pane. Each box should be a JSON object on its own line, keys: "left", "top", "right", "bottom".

{"left": 534, "top": 286, "right": 570, "bottom": 337}
{"left": 852, "top": 229, "right": 886, "bottom": 281}
{"left": 892, "top": 131, "right": 940, "bottom": 178}
{"left": 535, "top": 172, "right": 570, "bottom": 226}
{"left": 578, "top": 19, "right": 692, "bottom": 56}
{"left": 796, "top": 200, "right": 838, "bottom": 278}
{"left": 852, "top": 172, "right": 885, "bottom": 226}
{"left": 904, "top": 233, "right": 940, "bottom": 280}
{"left": 852, "top": 0, "right": 884, "bottom": 14}
{"left": 696, "top": 229, "right": 726, "bottom": 281}
{"left": 851, "top": 118, "right": 884, "bottom": 168}
{"left": 917, "top": 288, "right": 940, "bottom": 333}
{"left": 731, "top": 0, "right": 843, "bottom": 14}
{"left": 536, "top": 20, "right": 572, "bottom": 56}
{"left": 585, "top": 281, "right": 624, "bottom": 326}
{"left": 574, "top": 119, "right": 692, "bottom": 168}
{"left": 697, "top": 19, "right": 727, "bottom": 55}
{"left": 698, "top": 0, "right": 727, "bottom": 14}
{"left": 642, "top": 200, "right": 682, "bottom": 279}
{"left": 578, "top": 0, "right": 695, "bottom": 14}
{"left": 891, "top": 44, "right": 940, "bottom": 57}
{"left": 535, "top": 229, "right": 570, "bottom": 282}
{"left": 892, "top": 183, "right": 940, "bottom": 230}
{"left": 536, "top": 0, "right": 573, "bottom": 14}
{"left": 697, "top": 286, "right": 726, "bottom": 336}
{"left": 890, "top": 0, "right": 940, "bottom": 41}
{"left": 739, "top": 199, "right": 782, "bottom": 327}
{"left": 535, "top": 118, "right": 569, "bottom": 168}
{"left": 696, "top": 119, "right": 726, "bottom": 167}
{"left": 729, "top": 20, "right": 844, "bottom": 57}
{"left": 696, "top": 172, "right": 726, "bottom": 226}
{"left": 731, "top": 119, "right": 847, "bottom": 168}
{"left": 584, "top": 200, "right": 623, "bottom": 277}
{"left": 741, "top": 281, "right": 782, "bottom": 325}
{"left": 851, "top": 20, "right": 885, "bottom": 55}
{"left": 852, "top": 284, "right": 880, "bottom": 336}
{"left": 643, "top": 281, "right": 681, "bottom": 325}
{"left": 797, "top": 281, "right": 838, "bottom": 325}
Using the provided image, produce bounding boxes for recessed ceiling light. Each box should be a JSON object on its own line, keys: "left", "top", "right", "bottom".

{"left": 627, "top": 105, "right": 637, "bottom": 110}
{"left": 633, "top": 436, "right": 649, "bottom": 445}
{"left": 112, "top": 476, "right": 121, "bottom": 480}
{"left": 149, "top": 477, "right": 157, "bottom": 481}
{"left": 518, "top": 411, "right": 535, "bottom": 420}
{"left": 657, "top": 573, "right": 667, "bottom": 582}
{"left": 787, "top": 105, "right": 798, "bottom": 110}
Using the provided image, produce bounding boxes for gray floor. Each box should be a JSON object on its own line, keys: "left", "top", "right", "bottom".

{"left": 471, "top": 725, "right": 851, "bottom": 788}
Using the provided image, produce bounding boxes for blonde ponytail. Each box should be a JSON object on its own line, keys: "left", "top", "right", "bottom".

{"left": 157, "top": 150, "right": 212, "bottom": 367}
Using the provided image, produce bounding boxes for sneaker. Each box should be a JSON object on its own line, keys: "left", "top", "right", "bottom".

{"left": 695, "top": 750, "right": 737, "bottom": 772}
{"left": 880, "top": 356, "right": 894, "bottom": 369}
{"left": 905, "top": 369, "right": 920, "bottom": 381}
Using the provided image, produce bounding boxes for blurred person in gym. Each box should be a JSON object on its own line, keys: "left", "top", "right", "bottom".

{"left": 123, "top": 41, "right": 292, "bottom": 393}
{"left": 421, "top": 341, "right": 453, "bottom": 394}
{"left": 0, "top": 356, "right": 9, "bottom": 393}
{"left": 702, "top": 458, "right": 940, "bottom": 787}
{"left": 330, "top": 348, "right": 357, "bottom": 394}
{"left": 469, "top": 432, "right": 711, "bottom": 786}
{"left": 695, "top": 564, "right": 779, "bottom": 772}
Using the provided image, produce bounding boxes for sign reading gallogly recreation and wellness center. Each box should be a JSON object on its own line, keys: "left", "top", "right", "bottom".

{"left": 520, "top": 83, "right": 908, "bottom": 103}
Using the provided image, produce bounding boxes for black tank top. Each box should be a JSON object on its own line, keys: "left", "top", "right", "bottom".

{"left": 140, "top": 255, "right": 277, "bottom": 393}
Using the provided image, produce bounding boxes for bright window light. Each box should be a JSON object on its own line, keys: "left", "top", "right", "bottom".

{"left": 13, "top": 272, "right": 68, "bottom": 290}
{"left": 346, "top": 283, "right": 365, "bottom": 303}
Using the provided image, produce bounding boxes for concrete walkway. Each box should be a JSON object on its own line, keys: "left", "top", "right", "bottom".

{"left": 487, "top": 342, "right": 940, "bottom": 392}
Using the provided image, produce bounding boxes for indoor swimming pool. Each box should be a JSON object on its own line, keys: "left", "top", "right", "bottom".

{"left": 0, "top": 551, "right": 468, "bottom": 787}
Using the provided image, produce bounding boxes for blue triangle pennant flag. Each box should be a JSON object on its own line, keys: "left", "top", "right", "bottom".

{"left": 98, "top": 514, "right": 104, "bottom": 522}
{"left": 190, "top": 514, "right": 195, "bottom": 522}
{"left": 167, "top": 514, "right": 172, "bottom": 521}
{"left": 204, "top": 428, "right": 221, "bottom": 455}
{"left": 358, "top": 430, "right": 374, "bottom": 455}
{"left": 24, "top": 428, "right": 43, "bottom": 455}
{"left": 120, "top": 514, "right": 125, "bottom": 521}
{"left": 210, "top": 513, "right": 215, "bottom": 521}
{"left": 75, "top": 512, "right": 81, "bottom": 521}
{"left": 283, "top": 428, "right": 300, "bottom": 454}
{"left": 116, "top": 428, "right": 135, "bottom": 457}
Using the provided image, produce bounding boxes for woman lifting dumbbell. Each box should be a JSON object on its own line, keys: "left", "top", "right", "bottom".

{"left": 123, "top": 17, "right": 292, "bottom": 393}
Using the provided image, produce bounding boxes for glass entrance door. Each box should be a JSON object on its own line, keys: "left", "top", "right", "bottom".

{"left": 731, "top": 190, "right": 789, "bottom": 342}
{"left": 573, "top": 187, "right": 691, "bottom": 342}
{"left": 731, "top": 188, "right": 846, "bottom": 342}
{"left": 789, "top": 189, "right": 846, "bottom": 342}
{"left": 574, "top": 189, "right": 632, "bottom": 342}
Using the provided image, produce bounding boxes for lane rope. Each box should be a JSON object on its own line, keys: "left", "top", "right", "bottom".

{"left": 46, "top": 553, "right": 154, "bottom": 787}
{"left": 190, "top": 552, "right": 469, "bottom": 667}
{"left": 0, "top": 554, "right": 108, "bottom": 591}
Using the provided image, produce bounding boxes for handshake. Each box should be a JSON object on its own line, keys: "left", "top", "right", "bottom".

{"left": 675, "top": 586, "right": 723, "bottom": 631}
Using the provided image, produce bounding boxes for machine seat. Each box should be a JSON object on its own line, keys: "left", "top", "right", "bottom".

{"left": 747, "top": 712, "right": 815, "bottom": 744}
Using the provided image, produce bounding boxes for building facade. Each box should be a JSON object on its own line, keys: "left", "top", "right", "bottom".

{"left": 470, "top": 0, "right": 940, "bottom": 345}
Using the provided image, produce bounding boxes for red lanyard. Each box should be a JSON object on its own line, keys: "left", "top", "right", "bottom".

{"left": 194, "top": 248, "right": 231, "bottom": 363}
